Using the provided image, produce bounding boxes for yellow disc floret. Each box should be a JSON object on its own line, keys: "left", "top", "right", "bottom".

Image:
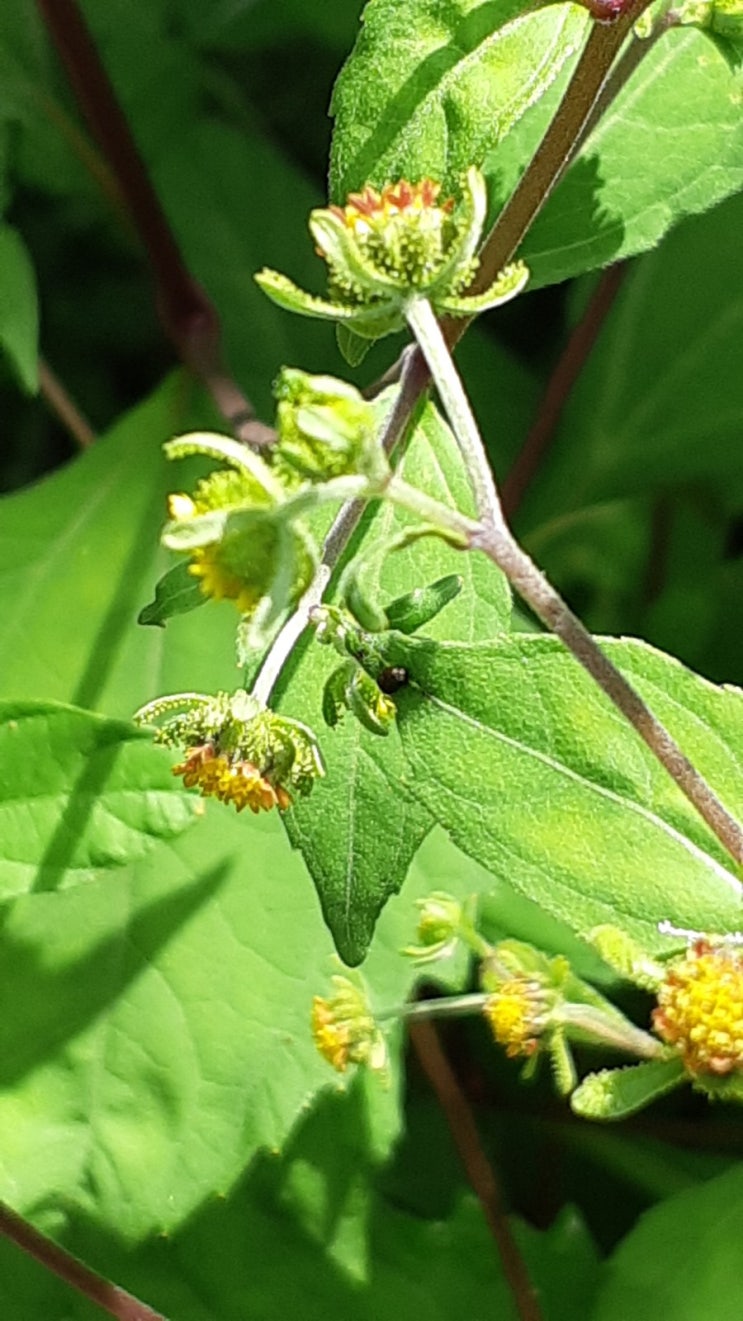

{"left": 484, "top": 977, "right": 545, "bottom": 1059}
{"left": 653, "top": 939, "right": 743, "bottom": 1077}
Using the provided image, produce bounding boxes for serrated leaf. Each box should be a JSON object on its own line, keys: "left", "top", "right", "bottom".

{"left": 279, "top": 399, "right": 512, "bottom": 964}
{"left": 0, "top": 224, "right": 38, "bottom": 393}
{"left": 330, "top": 0, "right": 587, "bottom": 199}
{"left": 387, "top": 632, "right": 743, "bottom": 948}
{"left": 331, "top": 0, "right": 588, "bottom": 201}
{"left": 137, "top": 560, "right": 206, "bottom": 627}
{"left": 0, "top": 700, "right": 199, "bottom": 899}
{"left": 592, "top": 1163, "right": 743, "bottom": 1321}
{"left": 487, "top": 28, "right": 743, "bottom": 289}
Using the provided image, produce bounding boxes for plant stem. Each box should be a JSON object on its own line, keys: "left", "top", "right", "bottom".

{"left": 471, "top": 520, "right": 743, "bottom": 865}
{"left": 501, "top": 262, "right": 628, "bottom": 517}
{"left": 406, "top": 298, "right": 502, "bottom": 524}
{"left": 35, "top": 0, "right": 270, "bottom": 448}
{"left": 560, "top": 1004, "right": 664, "bottom": 1059}
{"left": 410, "top": 1020, "right": 544, "bottom": 1321}
{"left": 251, "top": 567, "right": 331, "bottom": 706}
{"left": 250, "top": 348, "right": 431, "bottom": 704}
{"left": 0, "top": 1202, "right": 166, "bottom": 1321}
{"left": 381, "top": 993, "right": 490, "bottom": 1022}
{"left": 471, "top": 0, "right": 655, "bottom": 297}
{"left": 406, "top": 289, "right": 743, "bottom": 868}
{"left": 39, "top": 357, "right": 97, "bottom": 449}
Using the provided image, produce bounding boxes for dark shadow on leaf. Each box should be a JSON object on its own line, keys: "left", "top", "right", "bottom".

{"left": 0, "top": 859, "right": 226, "bottom": 1086}
{"left": 518, "top": 154, "right": 626, "bottom": 290}
{"left": 71, "top": 474, "right": 169, "bottom": 713}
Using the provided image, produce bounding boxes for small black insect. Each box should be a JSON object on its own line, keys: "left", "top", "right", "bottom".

{"left": 377, "top": 666, "right": 409, "bottom": 695}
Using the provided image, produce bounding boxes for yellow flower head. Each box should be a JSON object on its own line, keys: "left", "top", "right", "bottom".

{"left": 135, "top": 689, "right": 324, "bottom": 815}
{"left": 172, "top": 747, "right": 292, "bottom": 814}
{"left": 311, "top": 975, "right": 387, "bottom": 1076}
{"left": 653, "top": 939, "right": 743, "bottom": 1077}
{"left": 484, "top": 977, "right": 547, "bottom": 1059}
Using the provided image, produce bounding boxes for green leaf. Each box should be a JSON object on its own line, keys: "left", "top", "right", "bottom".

{"left": 523, "top": 192, "right": 743, "bottom": 523}
{"left": 137, "top": 561, "right": 206, "bottom": 627}
{"left": 329, "top": 0, "right": 588, "bottom": 199}
{"left": 571, "top": 1058, "right": 686, "bottom": 1121}
{"left": 592, "top": 1163, "right": 743, "bottom": 1321}
{"left": 0, "top": 372, "right": 240, "bottom": 717}
{"left": 0, "top": 700, "right": 199, "bottom": 899}
{"left": 488, "top": 29, "right": 743, "bottom": 289}
{"left": 279, "top": 399, "right": 512, "bottom": 964}
{"left": 389, "top": 633, "right": 743, "bottom": 948}
{"left": 0, "top": 1087, "right": 600, "bottom": 1319}
{"left": 0, "top": 224, "right": 38, "bottom": 393}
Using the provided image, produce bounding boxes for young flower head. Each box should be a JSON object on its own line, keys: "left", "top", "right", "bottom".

{"left": 653, "top": 938, "right": 743, "bottom": 1078}
{"left": 311, "top": 974, "right": 388, "bottom": 1076}
{"left": 271, "top": 367, "right": 387, "bottom": 486}
{"left": 571, "top": 926, "right": 743, "bottom": 1121}
{"left": 134, "top": 688, "right": 324, "bottom": 814}
{"left": 255, "top": 167, "right": 528, "bottom": 344}
{"left": 161, "top": 432, "right": 317, "bottom": 640}
{"left": 483, "top": 974, "right": 552, "bottom": 1060}
{"left": 402, "top": 892, "right": 468, "bottom": 965}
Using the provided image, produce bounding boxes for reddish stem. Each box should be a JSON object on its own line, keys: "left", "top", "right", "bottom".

{"left": 502, "top": 263, "right": 628, "bottom": 518}
{"left": 0, "top": 1202, "right": 166, "bottom": 1321}
{"left": 35, "top": 0, "right": 270, "bottom": 446}
{"left": 411, "top": 1021, "right": 543, "bottom": 1321}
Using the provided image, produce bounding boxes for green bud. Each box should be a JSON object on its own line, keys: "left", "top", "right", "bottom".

{"left": 322, "top": 661, "right": 356, "bottom": 729}
{"left": 402, "top": 892, "right": 465, "bottom": 964}
{"left": 272, "top": 367, "right": 386, "bottom": 485}
{"left": 384, "top": 574, "right": 463, "bottom": 634}
{"left": 345, "top": 667, "right": 397, "bottom": 736}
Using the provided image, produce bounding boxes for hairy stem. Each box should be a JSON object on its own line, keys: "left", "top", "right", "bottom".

{"left": 559, "top": 1004, "right": 663, "bottom": 1059}
{"left": 0, "top": 1202, "right": 166, "bottom": 1321}
{"left": 472, "top": 0, "right": 654, "bottom": 297}
{"left": 406, "top": 298, "right": 501, "bottom": 523}
{"left": 250, "top": 348, "right": 430, "bottom": 704}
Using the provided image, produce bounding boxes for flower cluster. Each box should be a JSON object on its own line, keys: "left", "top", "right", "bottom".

{"left": 134, "top": 689, "right": 325, "bottom": 814}
{"left": 311, "top": 975, "right": 388, "bottom": 1076}
{"left": 161, "top": 433, "right": 316, "bottom": 634}
{"left": 256, "top": 167, "right": 528, "bottom": 345}
{"left": 653, "top": 938, "right": 743, "bottom": 1077}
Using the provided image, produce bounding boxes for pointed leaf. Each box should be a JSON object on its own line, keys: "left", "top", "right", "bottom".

{"left": 138, "top": 561, "right": 206, "bottom": 627}
{"left": 389, "top": 633, "right": 743, "bottom": 947}
{"left": 279, "top": 399, "right": 512, "bottom": 963}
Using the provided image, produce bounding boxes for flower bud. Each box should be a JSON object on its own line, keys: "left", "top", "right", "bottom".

{"left": 402, "top": 892, "right": 464, "bottom": 964}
